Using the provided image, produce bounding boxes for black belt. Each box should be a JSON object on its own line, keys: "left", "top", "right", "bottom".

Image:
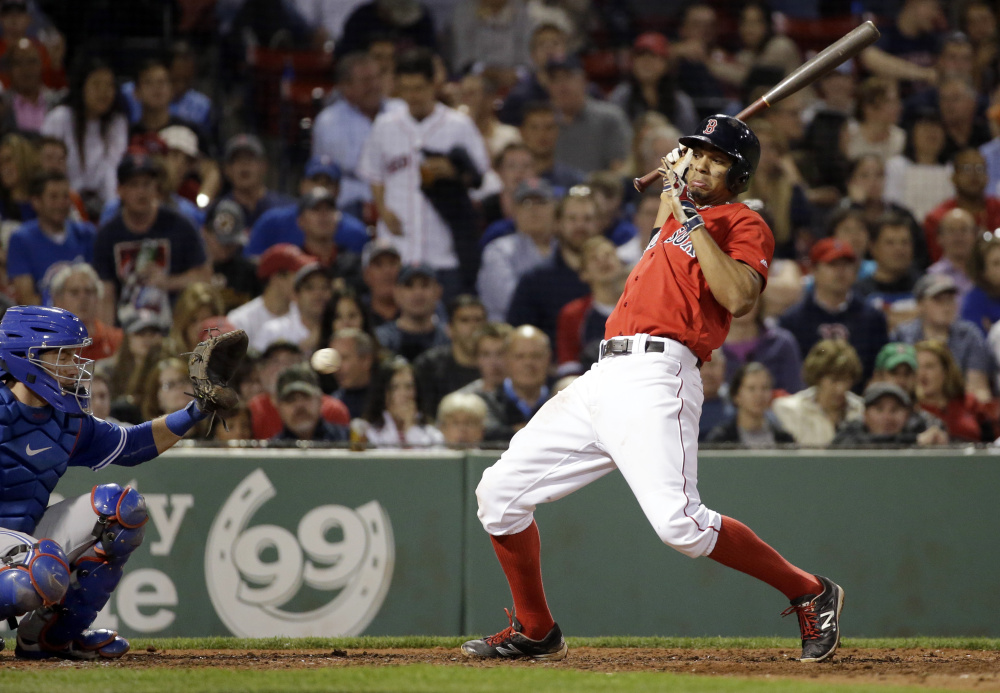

{"left": 600, "top": 337, "right": 703, "bottom": 367}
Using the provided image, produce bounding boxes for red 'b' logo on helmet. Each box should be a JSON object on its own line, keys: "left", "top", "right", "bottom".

{"left": 703, "top": 118, "right": 718, "bottom": 134}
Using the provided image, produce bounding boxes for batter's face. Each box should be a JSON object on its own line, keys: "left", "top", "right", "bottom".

{"left": 686, "top": 144, "right": 734, "bottom": 206}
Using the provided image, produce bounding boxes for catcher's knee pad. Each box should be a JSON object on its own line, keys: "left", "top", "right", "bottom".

{"left": 90, "top": 484, "right": 148, "bottom": 558}
{"left": 0, "top": 539, "right": 69, "bottom": 620}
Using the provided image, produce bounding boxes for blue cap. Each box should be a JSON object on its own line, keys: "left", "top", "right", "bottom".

{"left": 397, "top": 263, "right": 437, "bottom": 285}
{"left": 304, "top": 157, "right": 342, "bottom": 181}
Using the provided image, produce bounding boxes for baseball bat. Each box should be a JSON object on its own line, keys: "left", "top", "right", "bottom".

{"left": 633, "top": 20, "right": 881, "bottom": 193}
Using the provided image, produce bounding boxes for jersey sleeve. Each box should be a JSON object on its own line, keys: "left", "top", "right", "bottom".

{"left": 720, "top": 208, "right": 775, "bottom": 288}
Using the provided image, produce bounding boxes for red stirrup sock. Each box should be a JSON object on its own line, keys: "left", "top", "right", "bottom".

{"left": 491, "top": 521, "right": 556, "bottom": 640}
{"left": 709, "top": 516, "right": 823, "bottom": 601}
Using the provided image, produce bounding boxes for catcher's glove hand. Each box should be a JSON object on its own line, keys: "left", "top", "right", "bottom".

{"left": 188, "top": 329, "right": 249, "bottom": 413}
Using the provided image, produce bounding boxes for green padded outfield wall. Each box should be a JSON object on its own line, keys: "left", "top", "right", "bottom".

{"left": 3, "top": 448, "right": 997, "bottom": 639}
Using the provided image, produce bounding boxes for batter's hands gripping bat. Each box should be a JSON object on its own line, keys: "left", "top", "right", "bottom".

{"left": 633, "top": 20, "right": 881, "bottom": 193}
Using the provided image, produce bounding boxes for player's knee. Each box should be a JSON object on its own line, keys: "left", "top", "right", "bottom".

{"left": 652, "top": 517, "right": 714, "bottom": 559}
{"left": 475, "top": 467, "right": 528, "bottom": 534}
{"left": 90, "top": 484, "right": 148, "bottom": 559}
{"left": 0, "top": 539, "right": 70, "bottom": 618}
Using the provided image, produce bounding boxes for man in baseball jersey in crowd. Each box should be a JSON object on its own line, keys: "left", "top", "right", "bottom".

{"left": 246, "top": 341, "right": 349, "bottom": 440}
{"left": 93, "top": 153, "right": 211, "bottom": 327}
{"left": 227, "top": 243, "right": 311, "bottom": 351}
{"left": 478, "top": 324, "right": 552, "bottom": 443}
{"left": 357, "top": 48, "right": 491, "bottom": 299}
{"left": 359, "top": 239, "right": 402, "bottom": 327}
{"left": 255, "top": 263, "right": 333, "bottom": 355}
{"left": 6, "top": 172, "right": 94, "bottom": 307}
{"left": 779, "top": 238, "right": 889, "bottom": 384}
{"left": 271, "top": 364, "right": 350, "bottom": 443}
{"left": 202, "top": 199, "right": 260, "bottom": 312}
{"left": 328, "top": 328, "right": 377, "bottom": 418}
{"left": 413, "top": 295, "right": 487, "bottom": 420}
{"left": 463, "top": 116, "right": 844, "bottom": 664}
{"left": 519, "top": 101, "right": 584, "bottom": 193}
{"left": 311, "top": 52, "right": 404, "bottom": 220}
{"left": 214, "top": 134, "right": 295, "bottom": 228}
{"left": 244, "top": 158, "right": 369, "bottom": 258}
{"left": 0, "top": 305, "right": 225, "bottom": 659}
{"left": 374, "top": 264, "right": 450, "bottom": 363}
{"left": 50, "top": 263, "right": 121, "bottom": 362}
{"left": 506, "top": 188, "right": 601, "bottom": 343}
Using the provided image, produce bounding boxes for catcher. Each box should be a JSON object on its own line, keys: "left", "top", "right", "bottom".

{"left": 0, "top": 306, "right": 246, "bottom": 659}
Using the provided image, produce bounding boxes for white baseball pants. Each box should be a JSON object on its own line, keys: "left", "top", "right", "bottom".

{"left": 477, "top": 335, "right": 721, "bottom": 558}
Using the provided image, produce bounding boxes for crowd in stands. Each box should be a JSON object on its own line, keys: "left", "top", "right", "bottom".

{"left": 4, "top": 0, "right": 1000, "bottom": 449}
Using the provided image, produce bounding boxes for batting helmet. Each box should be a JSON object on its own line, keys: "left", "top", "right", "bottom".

{"left": 679, "top": 115, "right": 760, "bottom": 194}
{"left": 0, "top": 306, "right": 94, "bottom": 414}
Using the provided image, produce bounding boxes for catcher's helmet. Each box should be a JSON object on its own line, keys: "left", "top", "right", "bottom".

{"left": 679, "top": 115, "right": 760, "bottom": 194}
{"left": 0, "top": 306, "right": 93, "bottom": 414}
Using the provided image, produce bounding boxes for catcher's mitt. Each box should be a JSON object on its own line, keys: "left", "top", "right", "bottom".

{"left": 188, "top": 329, "right": 248, "bottom": 413}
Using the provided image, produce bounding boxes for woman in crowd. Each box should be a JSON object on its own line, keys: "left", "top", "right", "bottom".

{"left": 317, "top": 287, "right": 374, "bottom": 349}
{"left": 826, "top": 207, "right": 876, "bottom": 281}
{"left": 0, "top": 133, "right": 40, "bottom": 222}
{"left": 771, "top": 339, "right": 865, "bottom": 446}
{"left": 141, "top": 356, "right": 192, "bottom": 419}
{"left": 107, "top": 312, "right": 168, "bottom": 423}
{"left": 41, "top": 56, "right": 128, "bottom": 217}
{"left": 162, "top": 282, "right": 226, "bottom": 356}
{"left": 961, "top": 234, "right": 1000, "bottom": 335}
{"left": 884, "top": 110, "right": 954, "bottom": 223}
{"left": 360, "top": 356, "right": 443, "bottom": 449}
{"left": 706, "top": 362, "right": 795, "bottom": 447}
{"left": 722, "top": 292, "right": 803, "bottom": 394}
{"left": 845, "top": 77, "right": 905, "bottom": 162}
{"left": 914, "top": 340, "right": 995, "bottom": 442}
{"left": 795, "top": 111, "right": 851, "bottom": 216}
{"left": 710, "top": 2, "right": 800, "bottom": 89}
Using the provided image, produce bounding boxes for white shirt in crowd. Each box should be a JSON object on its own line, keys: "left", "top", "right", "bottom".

{"left": 884, "top": 156, "right": 954, "bottom": 223}
{"left": 228, "top": 298, "right": 301, "bottom": 354}
{"left": 41, "top": 105, "right": 128, "bottom": 208}
{"left": 252, "top": 307, "right": 309, "bottom": 354}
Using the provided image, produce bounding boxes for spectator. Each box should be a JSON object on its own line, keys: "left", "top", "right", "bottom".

{"left": 0, "top": 0, "right": 63, "bottom": 90}
{"left": 449, "top": 0, "right": 531, "bottom": 77}
{"left": 92, "top": 153, "right": 211, "bottom": 327}
{"left": 150, "top": 124, "right": 211, "bottom": 225}
{"left": 800, "top": 65, "right": 856, "bottom": 124}
{"left": 413, "top": 294, "right": 486, "bottom": 420}
{"left": 546, "top": 56, "right": 632, "bottom": 174}
{"left": 357, "top": 48, "right": 491, "bottom": 297}
{"left": 478, "top": 178, "right": 557, "bottom": 321}
{"left": 228, "top": 243, "right": 312, "bottom": 352}
{"left": 203, "top": 199, "right": 259, "bottom": 313}
{"left": 245, "top": 158, "right": 368, "bottom": 259}
{"left": 479, "top": 142, "right": 535, "bottom": 228}
{"left": 607, "top": 31, "right": 697, "bottom": 135}
{"left": 884, "top": 110, "right": 954, "bottom": 223}
{"left": 318, "top": 287, "right": 373, "bottom": 343}
{"left": 335, "top": 0, "right": 438, "bottom": 60}
{"left": 496, "top": 21, "right": 568, "bottom": 126}
{"left": 437, "top": 391, "right": 487, "bottom": 448}
{"left": 624, "top": 114, "right": 680, "bottom": 193}
{"left": 845, "top": 77, "right": 905, "bottom": 162}
{"left": 210, "top": 404, "right": 253, "bottom": 441}
{"left": 671, "top": 3, "right": 732, "bottom": 119}
{"left": 166, "top": 41, "right": 213, "bottom": 131}
{"left": 6, "top": 171, "right": 94, "bottom": 305}
{"left": 311, "top": 53, "right": 402, "bottom": 220}
{"left": 256, "top": 263, "right": 333, "bottom": 354}
{"left": 779, "top": 238, "right": 889, "bottom": 383}
{"left": 49, "top": 262, "right": 121, "bottom": 362}
{"left": 914, "top": 339, "right": 995, "bottom": 442}
{"left": 457, "top": 321, "right": 511, "bottom": 398}
{"left": 507, "top": 188, "right": 599, "bottom": 342}
{"left": 0, "top": 131, "right": 40, "bottom": 222}
{"left": 895, "top": 273, "right": 993, "bottom": 402}
{"left": 796, "top": 111, "right": 851, "bottom": 211}
{"left": 855, "top": 213, "right": 921, "bottom": 331}
{"left": 329, "top": 327, "right": 377, "bottom": 418}
{"left": 518, "top": 101, "right": 583, "bottom": 192}
{"left": 962, "top": 1, "right": 999, "bottom": 94}
{"left": 698, "top": 348, "right": 734, "bottom": 440}
{"left": 901, "top": 32, "right": 978, "bottom": 125}
{"left": 106, "top": 310, "right": 167, "bottom": 417}
{"left": 586, "top": 171, "right": 637, "bottom": 248}
{"left": 857, "top": 0, "right": 940, "bottom": 87}
{"left": 41, "top": 57, "right": 128, "bottom": 215}
{"left": 455, "top": 71, "right": 521, "bottom": 159}
{"left": 247, "top": 341, "right": 350, "bottom": 440}
{"left": 705, "top": 362, "right": 795, "bottom": 447}
{"left": 271, "top": 364, "right": 350, "bottom": 443}
{"left": 88, "top": 369, "right": 123, "bottom": 425}
{"left": 141, "top": 357, "right": 198, "bottom": 431}
{"left": 162, "top": 282, "right": 225, "bottom": 356}
{"left": 722, "top": 292, "right": 803, "bottom": 394}
{"left": 831, "top": 381, "right": 949, "bottom": 446}
{"left": 360, "top": 239, "right": 402, "bottom": 327}
{"left": 374, "top": 263, "right": 449, "bottom": 362}
{"left": 216, "top": 134, "right": 295, "bottom": 227}
{"left": 360, "top": 355, "right": 443, "bottom": 448}
{"left": 616, "top": 189, "right": 663, "bottom": 266}
{"left": 924, "top": 148, "right": 1000, "bottom": 263}
{"left": 0, "top": 39, "right": 58, "bottom": 134}
{"left": 34, "top": 135, "right": 88, "bottom": 220}
{"left": 713, "top": 1, "right": 800, "bottom": 88}
{"left": 961, "top": 233, "right": 1000, "bottom": 335}
{"left": 555, "top": 236, "right": 624, "bottom": 375}
{"left": 826, "top": 207, "right": 876, "bottom": 282}
{"left": 479, "top": 324, "right": 551, "bottom": 442}
{"left": 772, "top": 339, "right": 865, "bottom": 447}
{"left": 936, "top": 77, "right": 991, "bottom": 162}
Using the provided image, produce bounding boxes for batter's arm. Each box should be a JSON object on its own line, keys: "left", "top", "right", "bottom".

{"left": 688, "top": 226, "right": 761, "bottom": 317}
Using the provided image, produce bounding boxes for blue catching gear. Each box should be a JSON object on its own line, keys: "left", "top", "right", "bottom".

{"left": 0, "top": 538, "right": 70, "bottom": 621}
{"left": 0, "top": 306, "right": 94, "bottom": 414}
{"left": 15, "top": 484, "right": 147, "bottom": 660}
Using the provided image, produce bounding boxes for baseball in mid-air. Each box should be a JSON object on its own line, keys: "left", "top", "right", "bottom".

{"left": 310, "top": 348, "right": 342, "bottom": 374}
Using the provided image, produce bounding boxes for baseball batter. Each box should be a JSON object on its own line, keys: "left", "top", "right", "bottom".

{"left": 462, "top": 116, "right": 844, "bottom": 663}
{"left": 0, "top": 306, "right": 241, "bottom": 659}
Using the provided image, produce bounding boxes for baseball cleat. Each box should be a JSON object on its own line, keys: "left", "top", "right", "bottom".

{"left": 15, "top": 629, "right": 130, "bottom": 660}
{"left": 782, "top": 575, "right": 844, "bottom": 662}
{"left": 462, "top": 608, "right": 568, "bottom": 661}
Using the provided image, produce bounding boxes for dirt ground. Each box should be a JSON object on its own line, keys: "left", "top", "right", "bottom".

{"left": 3, "top": 646, "right": 1000, "bottom": 689}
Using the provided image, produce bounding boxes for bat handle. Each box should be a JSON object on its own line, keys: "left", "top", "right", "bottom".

{"left": 633, "top": 170, "right": 661, "bottom": 193}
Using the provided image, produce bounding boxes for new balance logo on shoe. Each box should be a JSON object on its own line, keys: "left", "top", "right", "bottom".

{"left": 820, "top": 610, "right": 836, "bottom": 631}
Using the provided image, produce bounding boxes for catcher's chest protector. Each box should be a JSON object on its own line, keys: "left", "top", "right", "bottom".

{"left": 0, "top": 384, "right": 81, "bottom": 534}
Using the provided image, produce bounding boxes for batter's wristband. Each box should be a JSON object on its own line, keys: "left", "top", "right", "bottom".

{"left": 164, "top": 401, "right": 209, "bottom": 436}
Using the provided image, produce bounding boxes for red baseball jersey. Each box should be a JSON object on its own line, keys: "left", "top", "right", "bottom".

{"left": 604, "top": 201, "right": 774, "bottom": 362}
